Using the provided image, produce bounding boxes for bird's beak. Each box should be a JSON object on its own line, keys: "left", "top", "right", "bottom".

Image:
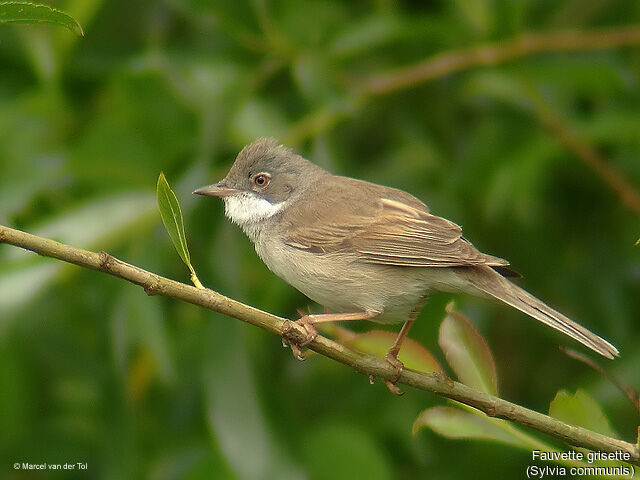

{"left": 193, "top": 182, "right": 239, "bottom": 197}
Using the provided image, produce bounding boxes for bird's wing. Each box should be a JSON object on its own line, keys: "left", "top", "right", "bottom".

{"left": 285, "top": 197, "right": 509, "bottom": 268}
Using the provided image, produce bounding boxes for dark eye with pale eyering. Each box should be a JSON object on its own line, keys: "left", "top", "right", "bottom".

{"left": 251, "top": 173, "right": 270, "bottom": 187}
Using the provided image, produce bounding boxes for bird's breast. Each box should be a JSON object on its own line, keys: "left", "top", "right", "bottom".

{"left": 252, "top": 234, "right": 431, "bottom": 323}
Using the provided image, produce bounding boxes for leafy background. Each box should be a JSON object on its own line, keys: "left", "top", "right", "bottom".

{"left": 1, "top": 0, "right": 639, "bottom": 478}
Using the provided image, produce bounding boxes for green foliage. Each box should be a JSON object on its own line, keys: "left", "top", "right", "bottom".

{"left": 413, "top": 406, "right": 530, "bottom": 448}
{"left": 157, "top": 172, "right": 190, "bottom": 267}
{"left": 438, "top": 302, "right": 497, "bottom": 395}
{"left": 549, "top": 389, "right": 617, "bottom": 438}
{"left": 322, "top": 324, "right": 441, "bottom": 373}
{"left": 415, "top": 307, "right": 535, "bottom": 450}
{"left": 1, "top": 0, "right": 639, "bottom": 478}
{"left": 156, "top": 172, "right": 203, "bottom": 288}
{"left": 414, "top": 309, "right": 627, "bottom": 472}
{"left": 0, "top": 2, "right": 83, "bottom": 36}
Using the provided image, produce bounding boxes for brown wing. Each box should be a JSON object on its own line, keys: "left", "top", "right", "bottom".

{"left": 284, "top": 192, "right": 509, "bottom": 268}
{"left": 354, "top": 199, "right": 508, "bottom": 267}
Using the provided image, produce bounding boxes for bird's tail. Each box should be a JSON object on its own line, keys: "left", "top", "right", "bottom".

{"left": 461, "top": 266, "right": 619, "bottom": 359}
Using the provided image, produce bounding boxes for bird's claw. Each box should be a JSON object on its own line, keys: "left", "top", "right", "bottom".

{"left": 383, "top": 352, "right": 405, "bottom": 396}
{"left": 289, "top": 341, "right": 306, "bottom": 361}
{"left": 296, "top": 316, "right": 318, "bottom": 347}
{"left": 282, "top": 314, "right": 318, "bottom": 361}
{"left": 383, "top": 379, "right": 404, "bottom": 396}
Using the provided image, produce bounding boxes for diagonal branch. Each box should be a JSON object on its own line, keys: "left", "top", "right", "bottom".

{"left": 288, "top": 25, "right": 640, "bottom": 215}
{"left": 1, "top": 224, "right": 638, "bottom": 466}
{"left": 524, "top": 85, "right": 640, "bottom": 216}
{"left": 355, "top": 25, "right": 640, "bottom": 96}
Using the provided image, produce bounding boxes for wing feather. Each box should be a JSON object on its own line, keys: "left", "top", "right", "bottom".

{"left": 284, "top": 197, "right": 508, "bottom": 268}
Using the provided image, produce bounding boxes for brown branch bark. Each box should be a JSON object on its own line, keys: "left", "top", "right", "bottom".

{"left": 356, "top": 25, "right": 640, "bottom": 96}
{"left": 1, "top": 224, "right": 639, "bottom": 465}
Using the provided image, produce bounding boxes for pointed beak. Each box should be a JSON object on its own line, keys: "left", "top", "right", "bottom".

{"left": 193, "top": 182, "right": 239, "bottom": 197}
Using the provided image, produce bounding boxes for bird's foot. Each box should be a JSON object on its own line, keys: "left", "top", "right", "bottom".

{"left": 383, "top": 352, "right": 405, "bottom": 396}
{"left": 283, "top": 309, "right": 374, "bottom": 361}
{"left": 295, "top": 315, "right": 319, "bottom": 347}
{"left": 295, "top": 308, "right": 319, "bottom": 347}
{"left": 282, "top": 311, "right": 319, "bottom": 361}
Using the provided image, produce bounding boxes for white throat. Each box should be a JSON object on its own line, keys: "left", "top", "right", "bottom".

{"left": 223, "top": 192, "right": 284, "bottom": 239}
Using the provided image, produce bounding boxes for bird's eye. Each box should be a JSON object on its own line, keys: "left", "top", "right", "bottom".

{"left": 252, "top": 173, "right": 270, "bottom": 187}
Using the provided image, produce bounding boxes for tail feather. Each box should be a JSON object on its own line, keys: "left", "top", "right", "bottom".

{"left": 462, "top": 266, "right": 619, "bottom": 359}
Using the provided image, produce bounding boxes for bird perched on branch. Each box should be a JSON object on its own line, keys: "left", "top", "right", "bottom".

{"left": 195, "top": 138, "right": 618, "bottom": 392}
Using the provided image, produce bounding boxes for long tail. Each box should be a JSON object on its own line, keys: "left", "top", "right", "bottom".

{"left": 461, "top": 266, "right": 619, "bottom": 359}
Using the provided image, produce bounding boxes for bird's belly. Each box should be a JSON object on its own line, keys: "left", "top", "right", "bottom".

{"left": 255, "top": 239, "right": 434, "bottom": 324}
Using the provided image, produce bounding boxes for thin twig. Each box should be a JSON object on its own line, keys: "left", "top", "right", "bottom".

{"left": 561, "top": 347, "right": 640, "bottom": 413}
{"left": 1, "top": 224, "right": 639, "bottom": 465}
{"left": 355, "top": 25, "right": 640, "bottom": 96}
{"left": 286, "top": 26, "right": 640, "bottom": 215}
{"left": 524, "top": 85, "right": 640, "bottom": 216}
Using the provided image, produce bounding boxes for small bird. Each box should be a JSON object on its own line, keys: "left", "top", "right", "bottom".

{"left": 194, "top": 138, "right": 618, "bottom": 384}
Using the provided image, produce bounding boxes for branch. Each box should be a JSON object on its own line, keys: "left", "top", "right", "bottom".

{"left": 1, "top": 224, "right": 638, "bottom": 465}
{"left": 355, "top": 25, "right": 640, "bottom": 96}
{"left": 524, "top": 85, "right": 640, "bottom": 216}
{"left": 344, "top": 25, "right": 640, "bottom": 217}
{"left": 288, "top": 25, "right": 640, "bottom": 215}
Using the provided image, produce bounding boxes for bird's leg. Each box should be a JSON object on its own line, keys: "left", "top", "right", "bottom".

{"left": 297, "top": 311, "right": 377, "bottom": 346}
{"left": 382, "top": 306, "right": 422, "bottom": 395}
{"left": 284, "top": 311, "right": 376, "bottom": 360}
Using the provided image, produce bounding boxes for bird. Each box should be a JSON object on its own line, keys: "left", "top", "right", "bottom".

{"left": 194, "top": 138, "right": 618, "bottom": 388}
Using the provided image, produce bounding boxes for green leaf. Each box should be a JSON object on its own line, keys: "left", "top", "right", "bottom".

{"left": 413, "top": 406, "right": 530, "bottom": 449}
{"left": 549, "top": 389, "right": 617, "bottom": 438}
{"left": 156, "top": 172, "right": 203, "bottom": 288}
{"left": 322, "top": 325, "right": 441, "bottom": 373}
{"left": 157, "top": 172, "right": 191, "bottom": 267}
{"left": 438, "top": 303, "right": 498, "bottom": 395}
{"left": 0, "top": 2, "right": 84, "bottom": 36}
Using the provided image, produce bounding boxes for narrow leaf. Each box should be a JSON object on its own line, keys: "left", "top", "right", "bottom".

{"left": 413, "top": 406, "right": 529, "bottom": 448}
{"left": 438, "top": 303, "right": 497, "bottom": 395}
{"left": 549, "top": 389, "right": 617, "bottom": 438}
{"left": 157, "top": 172, "right": 191, "bottom": 267}
{"left": 156, "top": 173, "right": 204, "bottom": 289}
{"left": 0, "top": 2, "right": 84, "bottom": 36}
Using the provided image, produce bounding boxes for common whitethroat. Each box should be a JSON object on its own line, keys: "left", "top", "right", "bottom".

{"left": 194, "top": 138, "right": 618, "bottom": 381}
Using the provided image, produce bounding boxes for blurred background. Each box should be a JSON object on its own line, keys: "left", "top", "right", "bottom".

{"left": 1, "top": 0, "right": 639, "bottom": 478}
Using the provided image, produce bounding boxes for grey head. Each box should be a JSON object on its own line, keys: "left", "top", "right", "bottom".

{"left": 194, "top": 138, "right": 327, "bottom": 231}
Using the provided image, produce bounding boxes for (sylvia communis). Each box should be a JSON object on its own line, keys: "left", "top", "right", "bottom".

{"left": 194, "top": 138, "right": 618, "bottom": 386}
